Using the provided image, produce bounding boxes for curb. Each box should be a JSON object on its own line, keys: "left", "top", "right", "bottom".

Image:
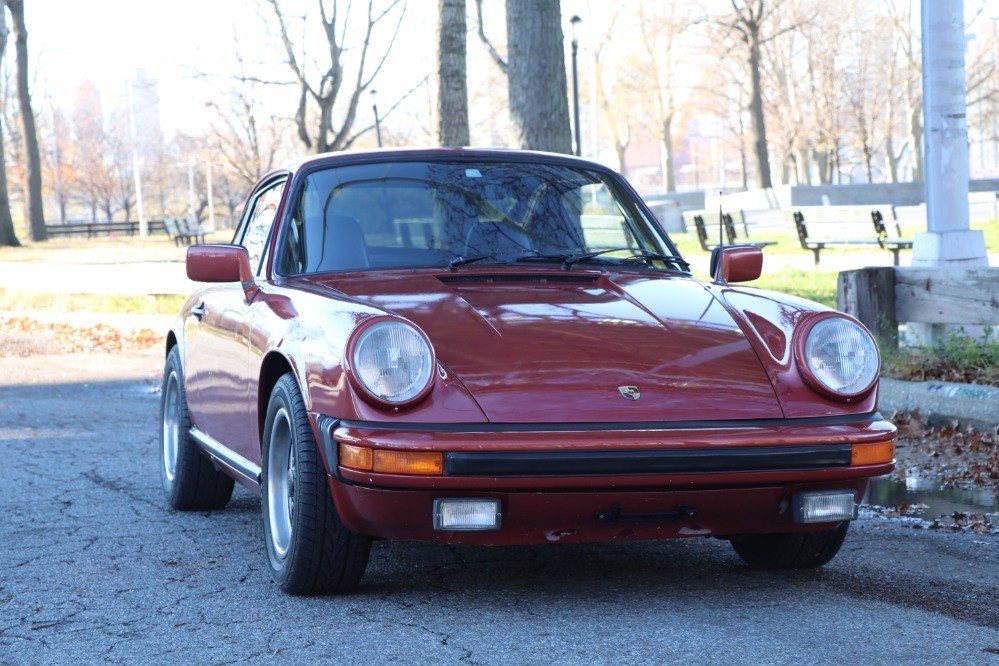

{"left": 879, "top": 377, "right": 999, "bottom": 433}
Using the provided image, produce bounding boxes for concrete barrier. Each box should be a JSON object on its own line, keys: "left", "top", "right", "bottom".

{"left": 879, "top": 378, "right": 999, "bottom": 432}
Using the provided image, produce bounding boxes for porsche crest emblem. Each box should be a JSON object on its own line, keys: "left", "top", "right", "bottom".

{"left": 617, "top": 386, "right": 641, "bottom": 401}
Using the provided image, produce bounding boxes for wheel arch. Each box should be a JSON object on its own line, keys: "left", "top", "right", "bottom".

{"left": 259, "top": 351, "right": 305, "bottom": 453}
{"left": 165, "top": 330, "right": 178, "bottom": 356}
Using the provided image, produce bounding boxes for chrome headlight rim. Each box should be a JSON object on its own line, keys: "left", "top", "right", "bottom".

{"left": 345, "top": 316, "right": 436, "bottom": 409}
{"left": 793, "top": 312, "right": 880, "bottom": 402}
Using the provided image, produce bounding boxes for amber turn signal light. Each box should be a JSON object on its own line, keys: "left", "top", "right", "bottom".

{"left": 339, "top": 443, "right": 373, "bottom": 471}
{"left": 338, "top": 443, "right": 443, "bottom": 476}
{"left": 851, "top": 441, "right": 894, "bottom": 466}
{"left": 373, "top": 450, "right": 443, "bottom": 475}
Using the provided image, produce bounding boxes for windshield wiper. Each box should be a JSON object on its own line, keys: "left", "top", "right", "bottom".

{"left": 447, "top": 255, "right": 498, "bottom": 270}
{"left": 562, "top": 247, "right": 689, "bottom": 271}
{"left": 513, "top": 252, "right": 573, "bottom": 263}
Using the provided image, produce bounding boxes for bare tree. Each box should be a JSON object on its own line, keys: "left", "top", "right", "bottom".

{"left": 70, "top": 83, "right": 108, "bottom": 222}
{"left": 0, "top": 7, "right": 18, "bottom": 247}
{"left": 437, "top": 0, "right": 469, "bottom": 146}
{"left": 39, "top": 104, "right": 73, "bottom": 224}
{"left": 477, "top": 0, "right": 572, "bottom": 153}
{"left": 106, "top": 112, "right": 136, "bottom": 220}
{"left": 6, "top": 0, "right": 44, "bottom": 240}
{"left": 592, "top": 11, "right": 641, "bottom": 174}
{"left": 719, "top": 0, "right": 800, "bottom": 189}
{"left": 208, "top": 51, "right": 290, "bottom": 187}
{"left": 264, "top": 0, "right": 407, "bottom": 153}
{"left": 638, "top": 0, "right": 696, "bottom": 192}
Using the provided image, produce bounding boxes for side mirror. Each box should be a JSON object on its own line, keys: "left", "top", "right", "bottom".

{"left": 186, "top": 244, "right": 254, "bottom": 283}
{"left": 710, "top": 245, "right": 763, "bottom": 284}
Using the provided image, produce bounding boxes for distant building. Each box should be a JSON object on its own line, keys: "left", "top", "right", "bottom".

{"left": 131, "top": 69, "right": 163, "bottom": 158}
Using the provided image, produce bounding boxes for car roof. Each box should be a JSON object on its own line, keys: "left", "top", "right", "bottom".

{"left": 275, "top": 147, "right": 615, "bottom": 178}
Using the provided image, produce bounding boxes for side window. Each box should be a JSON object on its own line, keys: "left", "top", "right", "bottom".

{"left": 238, "top": 180, "right": 286, "bottom": 274}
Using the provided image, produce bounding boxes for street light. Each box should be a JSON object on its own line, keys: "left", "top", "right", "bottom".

{"left": 570, "top": 15, "right": 582, "bottom": 157}
{"left": 371, "top": 89, "right": 383, "bottom": 148}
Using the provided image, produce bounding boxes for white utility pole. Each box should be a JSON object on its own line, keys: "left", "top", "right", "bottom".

{"left": 916, "top": 0, "right": 987, "bottom": 267}
{"left": 126, "top": 81, "right": 147, "bottom": 237}
{"left": 188, "top": 163, "right": 197, "bottom": 221}
{"left": 205, "top": 158, "right": 215, "bottom": 231}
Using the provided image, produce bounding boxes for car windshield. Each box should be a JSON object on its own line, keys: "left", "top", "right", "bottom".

{"left": 277, "top": 160, "right": 684, "bottom": 275}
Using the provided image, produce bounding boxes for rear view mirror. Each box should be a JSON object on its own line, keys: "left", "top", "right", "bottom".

{"left": 186, "top": 244, "right": 254, "bottom": 283}
{"left": 710, "top": 245, "right": 763, "bottom": 284}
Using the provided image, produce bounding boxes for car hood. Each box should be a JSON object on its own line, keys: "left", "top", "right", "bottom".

{"left": 303, "top": 270, "right": 783, "bottom": 423}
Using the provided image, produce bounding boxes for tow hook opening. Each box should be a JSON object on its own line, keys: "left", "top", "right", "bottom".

{"left": 595, "top": 504, "right": 699, "bottom": 524}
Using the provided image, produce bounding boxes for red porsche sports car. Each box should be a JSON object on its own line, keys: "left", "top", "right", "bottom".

{"left": 160, "top": 148, "right": 894, "bottom": 595}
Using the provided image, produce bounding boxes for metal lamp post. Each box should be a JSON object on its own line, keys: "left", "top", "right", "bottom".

{"left": 371, "top": 89, "right": 383, "bottom": 148}
{"left": 570, "top": 15, "right": 582, "bottom": 157}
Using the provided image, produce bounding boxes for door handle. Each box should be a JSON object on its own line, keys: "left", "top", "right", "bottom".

{"left": 191, "top": 304, "right": 207, "bottom": 318}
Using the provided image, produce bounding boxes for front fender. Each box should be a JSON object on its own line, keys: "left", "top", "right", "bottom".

{"left": 255, "top": 285, "right": 487, "bottom": 425}
{"left": 708, "top": 284, "right": 880, "bottom": 418}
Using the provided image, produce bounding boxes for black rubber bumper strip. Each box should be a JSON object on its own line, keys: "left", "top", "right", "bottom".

{"left": 337, "top": 412, "right": 883, "bottom": 433}
{"left": 443, "top": 444, "right": 853, "bottom": 477}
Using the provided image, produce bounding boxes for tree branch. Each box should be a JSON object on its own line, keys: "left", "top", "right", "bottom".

{"left": 474, "top": 0, "right": 507, "bottom": 75}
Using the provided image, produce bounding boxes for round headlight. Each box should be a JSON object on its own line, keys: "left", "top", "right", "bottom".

{"left": 349, "top": 320, "right": 435, "bottom": 406}
{"left": 797, "top": 315, "right": 880, "bottom": 400}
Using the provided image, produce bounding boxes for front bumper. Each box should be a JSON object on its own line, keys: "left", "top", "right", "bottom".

{"left": 314, "top": 412, "right": 895, "bottom": 545}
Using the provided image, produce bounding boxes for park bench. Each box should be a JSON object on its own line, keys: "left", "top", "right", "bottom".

{"left": 180, "top": 217, "right": 213, "bottom": 244}
{"left": 163, "top": 218, "right": 185, "bottom": 246}
{"left": 789, "top": 205, "right": 912, "bottom": 266}
{"left": 164, "top": 217, "right": 213, "bottom": 246}
{"left": 44, "top": 220, "right": 168, "bottom": 239}
{"left": 44, "top": 221, "right": 141, "bottom": 238}
{"left": 682, "top": 210, "right": 776, "bottom": 252}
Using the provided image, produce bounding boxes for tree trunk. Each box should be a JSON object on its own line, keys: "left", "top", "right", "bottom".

{"left": 505, "top": 0, "right": 572, "bottom": 153}
{"left": 885, "top": 129, "right": 899, "bottom": 183}
{"left": 908, "top": 102, "right": 923, "bottom": 181}
{"left": 437, "top": 0, "right": 469, "bottom": 146}
{"left": 0, "top": 13, "right": 18, "bottom": 247}
{"left": 0, "top": 122, "right": 18, "bottom": 247}
{"left": 615, "top": 140, "right": 627, "bottom": 175}
{"left": 8, "top": 0, "right": 45, "bottom": 241}
{"left": 798, "top": 146, "right": 812, "bottom": 185}
{"left": 884, "top": 66, "right": 899, "bottom": 183}
{"left": 661, "top": 116, "right": 676, "bottom": 193}
{"left": 814, "top": 149, "right": 830, "bottom": 185}
{"left": 747, "top": 30, "right": 772, "bottom": 189}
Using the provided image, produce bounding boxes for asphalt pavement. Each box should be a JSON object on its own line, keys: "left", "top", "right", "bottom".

{"left": 1, "top": 350, "right": 997, "bottom": 665}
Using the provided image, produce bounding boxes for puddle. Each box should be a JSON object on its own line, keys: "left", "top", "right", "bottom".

{"left": 864, "top": 475, "right": 999, "bottom": 519}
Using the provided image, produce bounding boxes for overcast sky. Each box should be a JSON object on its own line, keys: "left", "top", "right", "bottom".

{"left": 26, "top": 0, "right": 505, "bottom": 139}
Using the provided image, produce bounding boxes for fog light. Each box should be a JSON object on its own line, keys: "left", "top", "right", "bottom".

{"left": 433, "top": 498, "right": 501, "bottom": 531}
{"left": 793, "top": 491, "right": 857, "bottom": 524}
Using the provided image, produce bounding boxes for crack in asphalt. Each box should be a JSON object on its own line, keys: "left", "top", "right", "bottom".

{"left": 349, "top": 607, "right": 483, "bottom": 665}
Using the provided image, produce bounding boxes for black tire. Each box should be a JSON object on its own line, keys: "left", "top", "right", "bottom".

{"left": 159, "top": 346, "right": 235, "bottom": 510}
{"left": 261, "top": 374, "right": 371, "bottom": 595}
{"left": 730, "top": 523, "right": 849, "bottom": 569}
